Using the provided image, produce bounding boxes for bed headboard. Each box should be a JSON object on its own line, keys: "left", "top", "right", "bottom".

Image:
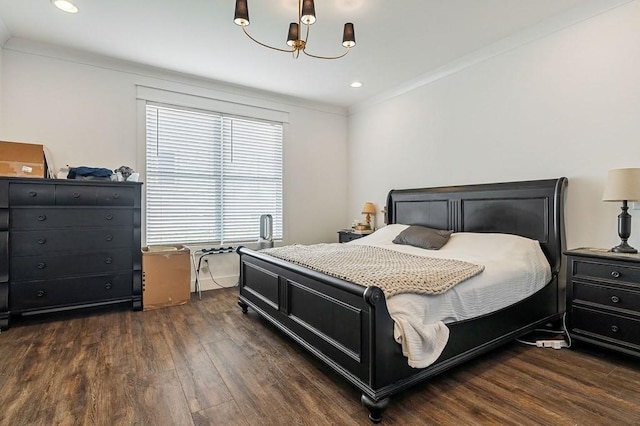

{"left": 386, "top": 177, "right": 568, "bottom": 274}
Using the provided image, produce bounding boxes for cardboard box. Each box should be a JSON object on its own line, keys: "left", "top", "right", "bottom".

{"left": 142, "top": 245, "right": 191, "bottom": 311}
{"left": 0, "top": 141, "right": 48, "bottom": 178}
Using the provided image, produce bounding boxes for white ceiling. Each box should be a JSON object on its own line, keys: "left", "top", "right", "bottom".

{"left": 0, "top": 0, "right": 603, "bottom": 107}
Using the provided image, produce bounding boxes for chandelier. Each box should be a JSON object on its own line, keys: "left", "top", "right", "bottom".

{"left": 233, "top": 0, "right": 356, "bottom": 59}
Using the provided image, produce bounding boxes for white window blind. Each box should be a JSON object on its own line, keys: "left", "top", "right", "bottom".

{"left": 145, "top": 103, "right": 283, "bottom": 245}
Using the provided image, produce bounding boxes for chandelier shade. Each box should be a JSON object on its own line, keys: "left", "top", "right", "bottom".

{"left": 233, "top": 0, "right": 356, "bottom": 59}
{"left": 233, "top": 0, "right": 249, "bottom": 26}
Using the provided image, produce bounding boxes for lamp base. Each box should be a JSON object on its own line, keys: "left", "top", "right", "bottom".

{"left": 611, "top": 241, "right": 637, "bottom": 254}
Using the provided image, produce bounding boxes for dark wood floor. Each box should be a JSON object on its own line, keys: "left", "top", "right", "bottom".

{"left": 1, "top": 288, "right": 639, "bottom": 425}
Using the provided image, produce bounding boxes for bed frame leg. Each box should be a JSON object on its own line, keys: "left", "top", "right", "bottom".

{"left": 361, "top": 394, "right": 390, "bottom": 423}
{"left": 237, "top": 299, "right": 249, "bottom": 314}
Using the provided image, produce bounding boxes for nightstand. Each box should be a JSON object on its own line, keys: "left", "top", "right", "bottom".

{"left": 337, "top": 230, "right": 370, "bottom": 243}
{"left": 565, "top": 248, "right": 640, "bottom": 358}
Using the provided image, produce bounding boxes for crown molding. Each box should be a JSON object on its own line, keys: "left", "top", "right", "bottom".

{"left": 348, "top": 0, "right": 634, "bottom": 116}
{"left": 0, "top": 16, "right": 10, "bottom": 46}
{"left": 2, "top": 37, "right": 347, "bottom": 117}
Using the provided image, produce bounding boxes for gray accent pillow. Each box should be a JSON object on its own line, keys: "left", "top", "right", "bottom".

{"left": 392, "top": 225, "right": 453, "bottom": 250}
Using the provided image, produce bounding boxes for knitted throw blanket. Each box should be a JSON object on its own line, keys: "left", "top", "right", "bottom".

{"left": 261, "top": 244, "right": 484, "bottom": 297}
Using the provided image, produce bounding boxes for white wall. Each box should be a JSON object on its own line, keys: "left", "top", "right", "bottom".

{"left": 0, "top": 18, "right": 7, "bottom": 135}
{"left": 0, "top": 44, "right": 3, "bottom": 135}
{"left": 1, "top": 41, "right": 348, "bottom": 290}
{"left": 348, "top": 1, "right": 640, "bottom": 252}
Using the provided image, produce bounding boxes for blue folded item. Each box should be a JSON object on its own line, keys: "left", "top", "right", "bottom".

{"left": 67, "top": 166, "right": 113, "bottom": 179}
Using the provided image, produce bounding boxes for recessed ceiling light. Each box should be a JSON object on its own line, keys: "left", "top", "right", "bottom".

{"left": 51, "top": 0, "right": 79, "bottom": 14}
{"left": 350, "top": 81, "right": 363, "bottom": 88}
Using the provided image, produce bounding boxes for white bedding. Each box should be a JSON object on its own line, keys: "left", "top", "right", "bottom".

{"left": 349, "top": 224, "right": 552, "bottom": 368}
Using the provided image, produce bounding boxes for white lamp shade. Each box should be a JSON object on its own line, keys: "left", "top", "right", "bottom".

{"left": 602, "top": 168, "right": 640, "bottom": 201}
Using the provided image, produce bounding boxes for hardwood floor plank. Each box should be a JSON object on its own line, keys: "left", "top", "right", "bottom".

{"left": 204, "top": 336, "right": 358, "bottom": 425}
{"left": 192, "top": 400, "right": 251, "bottom": 426}
{"left": 2, "top": 287, "right": 640, "bottom": 425}
{"left": 160, "top": 308, "right": 234, "bottom": 413}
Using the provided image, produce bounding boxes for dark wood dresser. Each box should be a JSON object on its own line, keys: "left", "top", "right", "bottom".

{"left": 565, "top": 248, "right": 640, "bottom": 358}
{"left": 0, "top": 177, "right": 143, "bottom": 330}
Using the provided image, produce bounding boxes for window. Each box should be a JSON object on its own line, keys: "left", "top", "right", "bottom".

{"left": 145, "top": 103, "right": 283, "bottom": 245}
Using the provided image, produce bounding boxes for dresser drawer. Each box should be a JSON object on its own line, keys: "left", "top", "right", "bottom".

{"left": 572, "top": 280, "right": 640, "bottom": 313}
{"left": 10, "top": 273, "right": 132, "bottom": 311}
{"left": 11, "top": 228, "right": 133, "bottom": 256}
{"left": 571, "top": 306, "right": 640, "bottom": 346}
{"left": 9, "top": 184, "right": 55, "bottom": 205}
{"left": 55, "top": 185, "right": 97, "bottom": 205}
{"left": 11, "top": 250, "right": 133, "bottom": 281}
{"left": 572, "top": 259, "right": 640, "bottom": 285}
{"left": 97, "top": 186, "right": 134, "bottom": 206}
{"left": 10, "top": 208, "right": 133, "bottom": 229}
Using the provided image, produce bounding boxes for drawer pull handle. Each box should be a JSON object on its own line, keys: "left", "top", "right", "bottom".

{"left": 611, "top": 270, "right": 621, "bottom": 278}
{"left": 72, "top": 192, "right": 81, "bottom": 198}
{"left": 113, "top": 193, "right": 120, "bottom": 199}
{"left": 105, "top": 214, "right": 113, "bottom": 220}
{"left": 105, "top": 283, "right": 112, "bottom": 290}
{"left": 105, "top": 235, "right": 113, "bottom": 242}
{"left": 37, "top": 238, "right": 47, "bottom": 245}
{"left": 37, "top": 215, "right": 47, "bottom": 221}
{"left": 611, "top": 295, "right": 620, "bottom": 303}
{"left": 105, "top": 257, "right": 113, "bottom": 264}
{"left": 37, "top": 262, "right": 46, "bottom": 269}
{"left": 29, "top": 191, "right": 37, "bottom": 197}
{"left": 36, "top": 290, "right": 45, "bottom": 297}
{"left": 611, "top": 325, "right": 619, "bottom": 333}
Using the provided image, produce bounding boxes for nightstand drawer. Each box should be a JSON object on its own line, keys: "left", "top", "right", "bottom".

{"left": 573, "top": 260, "right": 640, "bottom": 285}
{"left": 573, "top": 281, "right": 640, "bottom": 313}
{"left": 338, "top": 230, "right": 368, "bottom": 243}
{"left": 571, "top": 306, "right": 640, "bottom": 346}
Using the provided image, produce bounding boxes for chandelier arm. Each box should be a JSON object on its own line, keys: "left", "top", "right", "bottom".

{"left": 302, "top": 47, "right": 351, "bottom": 60}
{"left": 242, "top": 26, "right": 296, "bottom": 54}
{"left": 303, "top": 22, "right": 310, "bottom": 44}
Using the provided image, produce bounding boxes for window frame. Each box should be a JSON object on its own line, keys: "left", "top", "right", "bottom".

{"left": 143, "top": 100, "right": 284, "bottom": 246}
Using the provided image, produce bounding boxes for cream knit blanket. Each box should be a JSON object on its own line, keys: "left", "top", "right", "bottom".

{"left": 261, "top": 243, "right": 484, "bottom": 297}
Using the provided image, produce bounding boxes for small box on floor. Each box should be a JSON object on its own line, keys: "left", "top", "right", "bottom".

{"left": 142, "top": 245, "right": 191, "bottom": 310}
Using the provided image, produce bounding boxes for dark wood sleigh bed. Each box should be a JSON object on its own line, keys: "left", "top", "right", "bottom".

{"left": 236, "top": 177, "right": 568, "bottom": 422}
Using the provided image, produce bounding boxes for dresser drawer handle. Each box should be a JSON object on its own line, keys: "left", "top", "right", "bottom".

{"left": 105, "top": 283, "right": 112, "bottom": 290}
{"left": 29, "top": 191, "right": 37, "bottom": 197}
{"left": 113, "top": 193, "right": 120, "bottom": 199}
{"left": 36, "top": 290, "right": 45, "bottom": 297}
{"left": 37, "top": 215, "right": 47, "bottom": 221}
{"left": 611, "top": 325, "right": 619, "bottom": 333}
{"left": 105, "top": 235, "right": 113, "bottom": 242}
{"left": 37, "top": 262, "right": 46, "bottom": 269}
{"left": 105, "top": 257, "right": 113, "bottom": 264}
{"left": 105, "top": 213, "right": 113, "bottom": 220}
{"left": 611, "top": 295, "right": 620, "bottom": 303}
{"left": 37, "top": 238, "right": 47, "bottom": 245}
{"left": 611, "top": 271, "right": 621, "bottom": 278}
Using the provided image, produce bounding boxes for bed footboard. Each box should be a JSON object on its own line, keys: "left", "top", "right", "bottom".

{"left": 237, "top": 246, "right": 397, "bottom": 394}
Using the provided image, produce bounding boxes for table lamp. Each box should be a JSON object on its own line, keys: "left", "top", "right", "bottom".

{"left": 361, "top": 202, "right": 376, "bottom": 230}
{"left": 602, "top": 168, "right": 640, "bottom": 253}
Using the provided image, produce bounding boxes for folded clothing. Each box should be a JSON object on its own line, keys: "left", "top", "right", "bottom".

{"left": 67, "top": 166, "right": 113, "bottom": 179}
